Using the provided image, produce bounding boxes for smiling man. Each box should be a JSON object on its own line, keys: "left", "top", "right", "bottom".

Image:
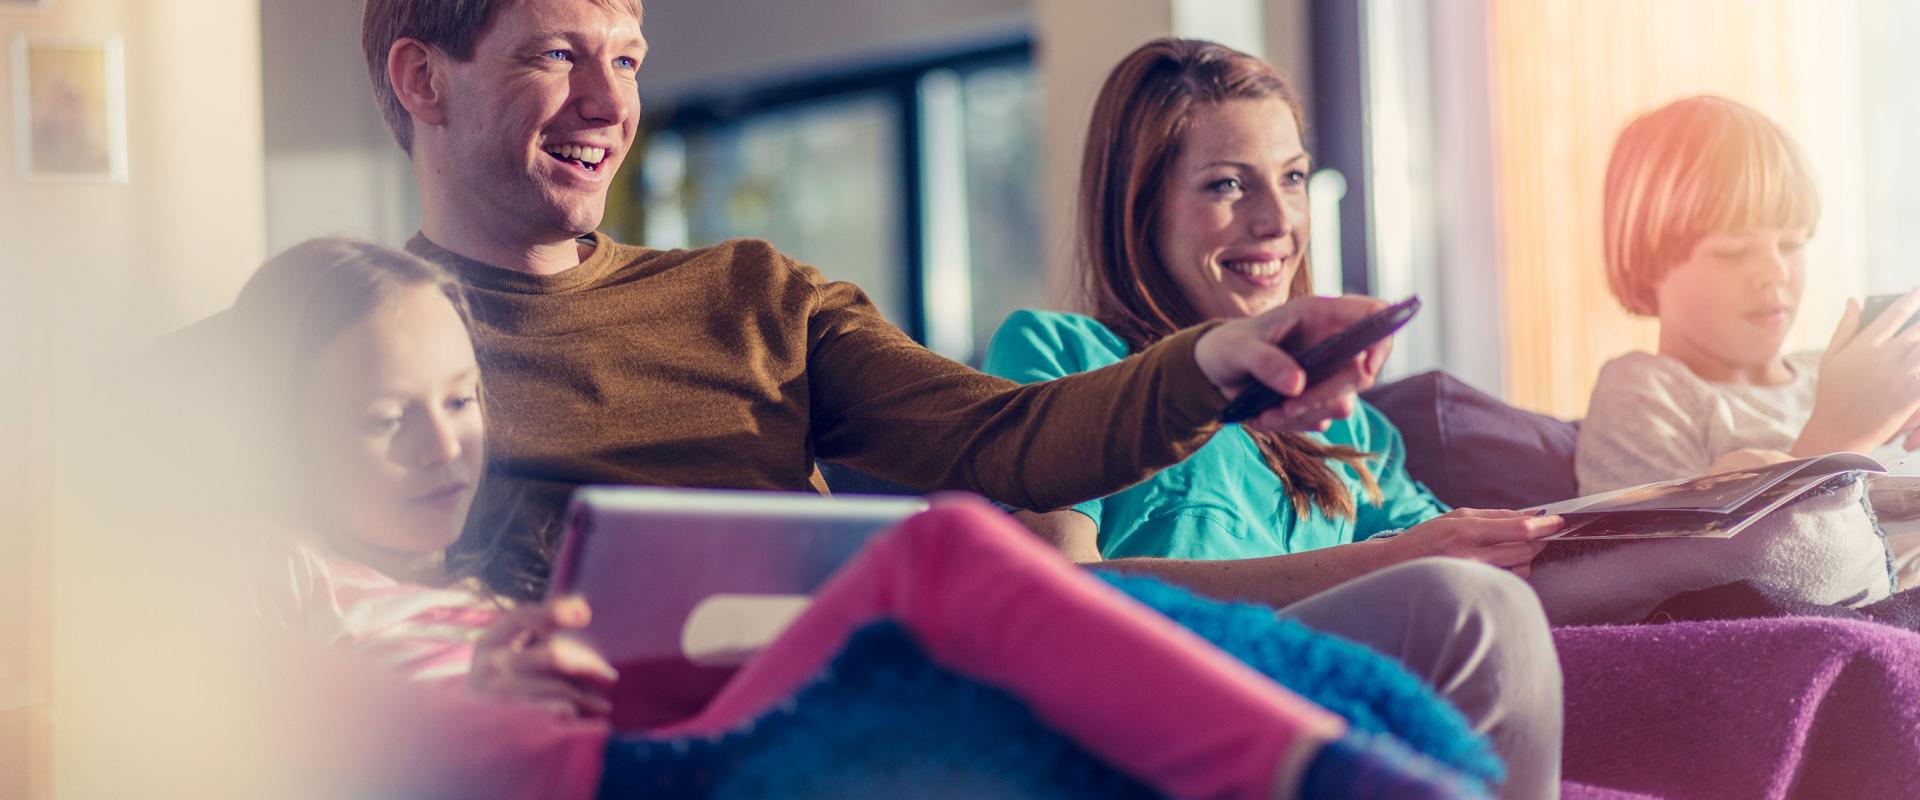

{"left": 360, "top": 0, "right": 1392, "bottom": 599}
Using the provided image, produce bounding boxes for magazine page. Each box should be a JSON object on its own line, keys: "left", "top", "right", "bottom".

{"left": 1547, "top": 510, "right": 1744, "bottom": 541}
{"left": 1530, "top": 459, "right": 1810, "bottom": 517}
{"left": 1545, "top": 471, "right": 1842, "bottom": 541}
{"left": 1528, "top": 452, "right": 1885, "bottom": 517}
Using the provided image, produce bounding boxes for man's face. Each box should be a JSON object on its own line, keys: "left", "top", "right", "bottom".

{"left": 431, "top": 0, "right": 645, "bottom": 241}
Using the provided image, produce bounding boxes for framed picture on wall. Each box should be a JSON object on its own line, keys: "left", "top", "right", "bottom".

{"left": 0, "top": 1, "right": 53, "bottom": 10}
{"left": 10, "top": 34, "right": 127, "bottom": 182}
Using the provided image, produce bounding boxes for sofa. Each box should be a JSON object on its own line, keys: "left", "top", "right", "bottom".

{"left": 824, "top": 371, "right": 1920, "bottom": 800}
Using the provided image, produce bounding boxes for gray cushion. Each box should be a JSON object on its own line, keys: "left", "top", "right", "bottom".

{"left": 1362, "top": 371, "right": 1580, "bottom": 510}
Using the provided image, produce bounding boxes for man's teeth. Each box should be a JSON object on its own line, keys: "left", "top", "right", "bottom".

{"left": 1222, "top": 260, "right": 1285, "bottom": 277}
{"left": 547, "top": 145, "right": 607, "bottom": 164}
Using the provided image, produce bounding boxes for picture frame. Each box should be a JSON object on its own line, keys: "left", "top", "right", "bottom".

{"left": 11, "top": 33, "right": 127, "bottom": 182}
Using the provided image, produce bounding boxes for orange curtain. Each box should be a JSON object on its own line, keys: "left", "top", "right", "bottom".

{"left": 1484, "top": 0, "right": 1868, "bottom": 417}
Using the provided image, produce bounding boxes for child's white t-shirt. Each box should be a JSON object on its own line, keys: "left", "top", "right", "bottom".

{"left": 1576, "top": 350, "right": 1823, "bottom": 494}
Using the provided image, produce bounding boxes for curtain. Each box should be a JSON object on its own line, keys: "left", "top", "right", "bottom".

{"left": 1484, "top": 0, "right": 1872, "bottom": 417}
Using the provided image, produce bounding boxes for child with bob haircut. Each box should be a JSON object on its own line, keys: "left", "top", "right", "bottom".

{"left": 1547, "top": 96, "right": 1920, "bottom": 619}
{"left": 1581, "top": 94, "right": 1920, "bottom": 492}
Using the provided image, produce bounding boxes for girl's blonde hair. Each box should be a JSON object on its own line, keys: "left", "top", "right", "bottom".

{"left": 1602, "top": 95, "right": 1821, "bottom": 315}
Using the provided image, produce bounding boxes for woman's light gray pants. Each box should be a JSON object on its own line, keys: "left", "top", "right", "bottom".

{"left": 1278, "top": 558, "right": 1563, "bottom": 800}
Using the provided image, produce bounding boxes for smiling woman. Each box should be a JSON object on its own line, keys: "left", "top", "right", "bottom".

{"left": 1055, "top": 37, "right": 1378, "bottom": 525}
{"left": 1153, "top": 97, "right": 1313, "bottom": 323}
{"left": 981, "top": 39, "right": 1567, "bottom": 800}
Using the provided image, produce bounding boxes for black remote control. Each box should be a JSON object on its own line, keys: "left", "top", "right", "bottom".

{"left": 1218, "top": 296, "right": 1422, "bottom": 424}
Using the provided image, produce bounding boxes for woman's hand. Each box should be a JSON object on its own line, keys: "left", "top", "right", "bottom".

{"left": 469, "top": 595, "right": 618, "bottom": 720}
{"left": 1796, "top": 288, "right": 1920, "bottom": 457}
{"left": 1383, "top": 509, "right": 1565, "bottom": 579}
{"left": 1192, "top": 295, "right": 1393, "bottom": 435}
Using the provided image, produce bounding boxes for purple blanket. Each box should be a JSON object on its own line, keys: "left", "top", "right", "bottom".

{"left": 1555, "top": 617, "right": 1920, "bottom": 799}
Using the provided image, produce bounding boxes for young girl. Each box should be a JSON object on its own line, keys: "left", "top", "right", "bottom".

{"left": 225, "top": 238, "right": 1486, "bottom": 800}
{"left": 1579, "top": 95, "right": 1920, "bottom": 494}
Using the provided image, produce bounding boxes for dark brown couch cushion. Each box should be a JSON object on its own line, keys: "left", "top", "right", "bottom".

{"left": 1361, "top": 370, "right": 1580, "bottom": 510}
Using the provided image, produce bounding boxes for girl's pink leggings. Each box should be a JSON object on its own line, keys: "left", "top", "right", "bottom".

{"left": 656, "top": 497, "right": 1344, "bottom": 800}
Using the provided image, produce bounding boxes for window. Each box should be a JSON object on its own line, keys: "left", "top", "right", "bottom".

{"left": 620, "top": 42, "right": 1042, "bottom": 364}
{"left": 1305, "top": 0, "right": 1920, "bottom": 416}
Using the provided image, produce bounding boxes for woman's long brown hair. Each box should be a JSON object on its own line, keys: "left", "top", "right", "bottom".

{"left": 1078, "top": 38, "right": 1381, "bottom": 521}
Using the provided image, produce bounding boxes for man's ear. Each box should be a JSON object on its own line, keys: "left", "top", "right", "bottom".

{"left": 388, "top": 37, "right": 447, "bottom": 127}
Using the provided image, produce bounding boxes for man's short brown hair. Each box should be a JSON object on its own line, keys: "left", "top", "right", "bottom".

{"left": 361, "top": 0, "right": 641, "bottom": 154}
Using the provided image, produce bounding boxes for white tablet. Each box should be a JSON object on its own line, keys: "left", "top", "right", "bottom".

{"left": 548, "top": 486, "right": 927, "bottom": 730}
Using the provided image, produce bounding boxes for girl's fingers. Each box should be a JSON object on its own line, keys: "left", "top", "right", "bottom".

{"left": 553, "top": 637, "right": 620, "bottom": 685}
{"left": 474, "top": 605, "right": 550, "bottom": 655}
{"left": 502, "top": 676, "right": 614, "bottom": 718}
{"left": 510, "top": 638, "right": 619, "bottom": 685}
{"left": 475, "top": 597, "right": 590, "bottom": 655}
{"left": 531, "top": 698, "right": 583, "bottom": 721}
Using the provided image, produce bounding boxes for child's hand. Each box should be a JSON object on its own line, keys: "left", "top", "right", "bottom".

{"left": 1386, "top": 509, "right": 1565, "bottom": 579}
{"left": 1708, "top": 448, "right": 1796, "bottom": 473}
{"left": 1897, "top": 407, "right": 1920, "bottom": 452}
{"left": 1798, "top": 289, "right": 1920, "bottom": 457}
{"left": 469, "top": 595, "right": 618, "bottom": 720}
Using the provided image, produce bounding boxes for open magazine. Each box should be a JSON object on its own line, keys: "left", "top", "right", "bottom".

{"left": 1524, "top": 453, "right": 1888, "bottom": 541}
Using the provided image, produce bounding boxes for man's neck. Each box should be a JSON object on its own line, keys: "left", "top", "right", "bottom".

{"left": 419, "top": 203, "right": 590, "bottom": 276}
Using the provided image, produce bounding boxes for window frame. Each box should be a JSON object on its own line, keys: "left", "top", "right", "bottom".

{"left": 637, "top": 39, "right": 1035, "bottom": 345}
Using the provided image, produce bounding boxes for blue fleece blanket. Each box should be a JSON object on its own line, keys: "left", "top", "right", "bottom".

{"left": 596, "top": 573, "right": 1500, "bottom": 799}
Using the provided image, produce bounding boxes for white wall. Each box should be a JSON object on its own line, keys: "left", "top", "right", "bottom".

{"left": 1, "top": 0, "right": 268, "bottom": 338}
{"left": 260, "top": 0, "right": 418, "bottom": 252}
{"left": 1, "top": 0, "right": 268, "bottom": 796}
{"left": 1032, "top": 0, "right": 1308, "bottom": 308}
{"left": 1032, "top": 0, "right": 1171, "bottom": 305}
